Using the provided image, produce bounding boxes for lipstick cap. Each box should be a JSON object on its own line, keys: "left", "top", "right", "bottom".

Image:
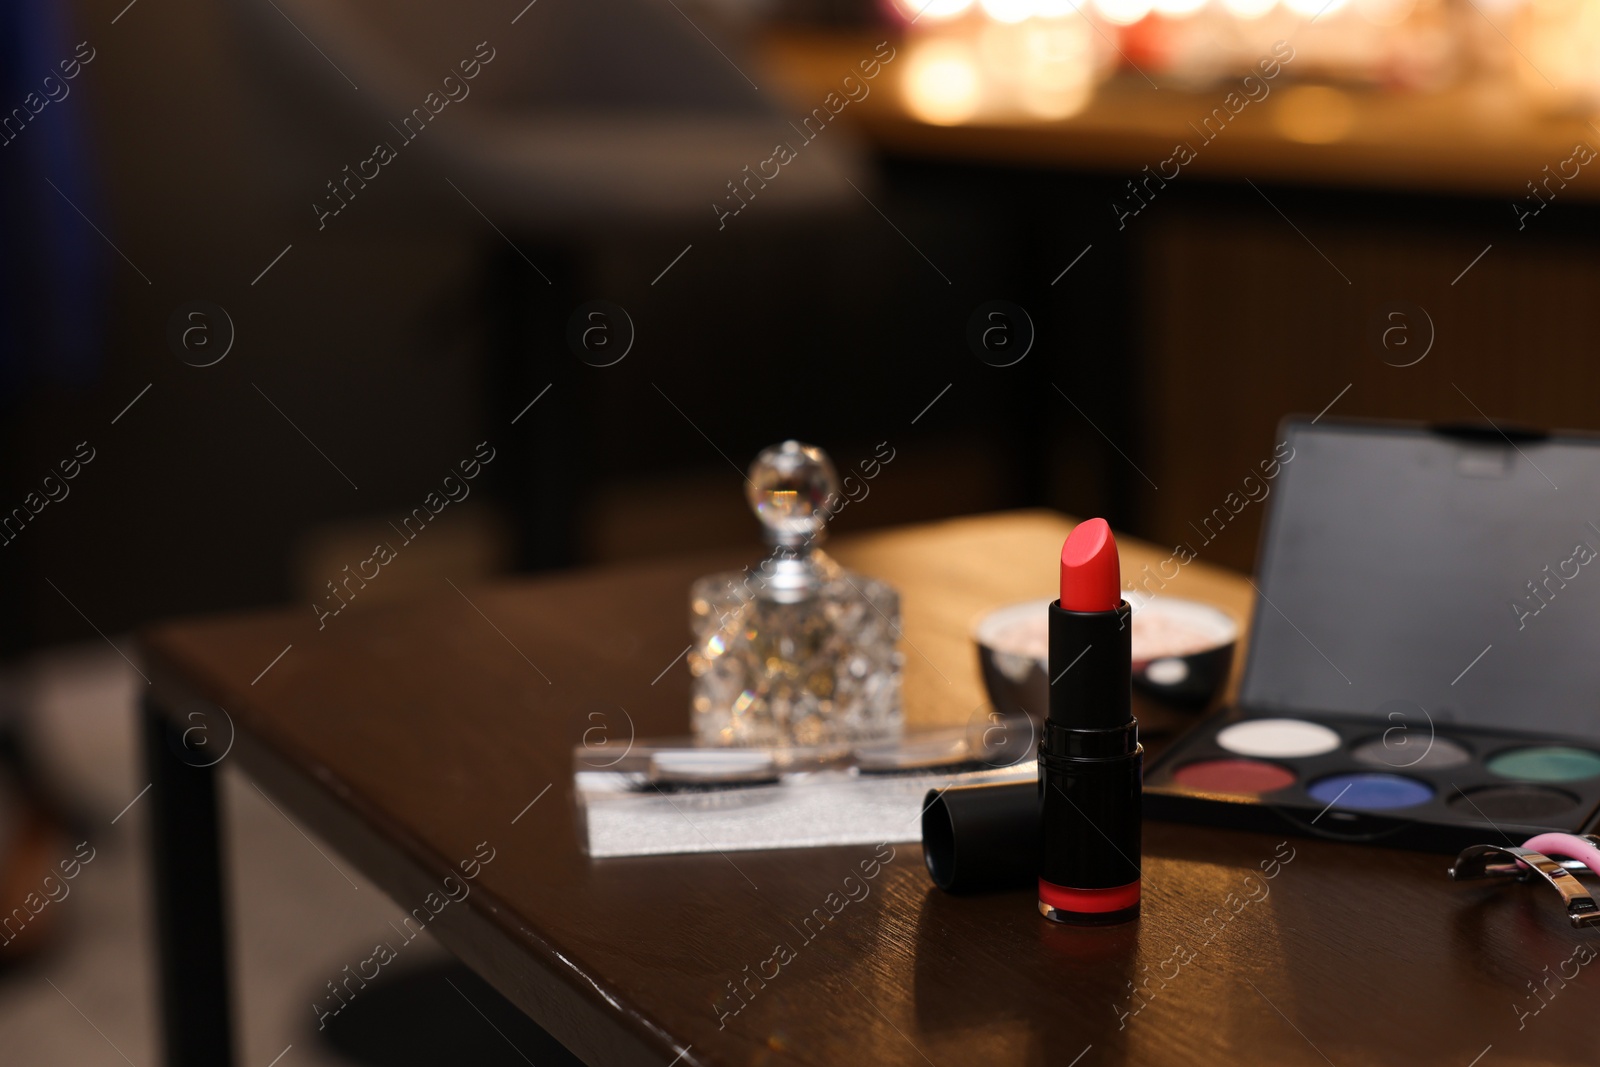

{"left": 921, "top": 781, "right": 1038, "bottom": 893}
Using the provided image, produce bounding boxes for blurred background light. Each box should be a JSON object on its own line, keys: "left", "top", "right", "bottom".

{"left": 1353, "top": 0, "right": 1416, "bottom": 25}
{"left": 903, "top": 39, "right": 985, "bottom": 123}
{"left": 976, "top": 18, "right": 1101, "bottom": 117}
{"left": 981, "top": 0, "right": 1042, "bottom": 22}
{"left": 893, "top": 0, "right": 979, "bottom": 21}
{"left": 1153, "top": 0, "right": 1211, "bottom": 18}
{"left": 1223, "top": 0, "right": 1279, "bottom": 18}
{"left": 1273, "top": 85, "right": 1358, "bottom": 142}
{"left": 1093, "top": 0, "right": 1156, "bottom": 26}
{"left": 1283, "top": 0, "right": 1350, "bottom": 18}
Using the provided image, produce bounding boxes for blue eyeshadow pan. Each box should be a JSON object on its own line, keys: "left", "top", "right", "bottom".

{"left": 1306, "top": 772, "right": 1434, "bottom": 811}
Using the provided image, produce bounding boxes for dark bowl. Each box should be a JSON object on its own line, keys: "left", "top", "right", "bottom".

{"left": 974, "top": 596, "right": 1239, "bottom": 732}
{"left": 973, "top": 598, "right": 1053, "bottom": 726}
{"left": 1128, "top": 596, "right": 1239, "bottom": 708}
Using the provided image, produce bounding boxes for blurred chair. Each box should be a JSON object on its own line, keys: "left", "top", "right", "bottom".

{"left": 226, "top": 0, "right": 863, "bottom": 230}
{"left": 222, "top": 0, "right": 871, "bottom": 566}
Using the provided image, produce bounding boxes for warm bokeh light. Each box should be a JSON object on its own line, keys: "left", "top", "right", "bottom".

{"left": 1523, "top": 0, "right": 1600, "bottom": 104}
{"left": 902, "top": 40, "right": 984, "bottom": 124}
{"left": 1354, "top": 0, "right": 1416, "bottom": 24}
{"left": 1093, "top": 0, "right": 1156, "bottom": 24}
{"left": 982, "top": 0, "right": 1041, "bottom": 21}
{"left": 1017, "top": 74, "right": 1096, "bottom": 118}
{"left": 891, "top": 0, "right": 978, "bottom": 21}
{"left": 904, "top": 17, "right": 1107, "bottom": 124}
{"left": 1284, "top": 0, "right": 1350, "bottom": 16}
{"left": 979, "top": 18, "right": 1100, "bottom": 117}
{"left": 1273, "top": 85, "right": 1357, "bottom": 142}
{"left": 895, "top": 0, "right": 1599, "bottom": 115}
{"left": 1020, "top": 18, "right": 1098, "bottom": 78}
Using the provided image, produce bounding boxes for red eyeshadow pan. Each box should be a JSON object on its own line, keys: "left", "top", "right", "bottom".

{"left": 1173, "top": 758, "right": 1296, "bottom": 796}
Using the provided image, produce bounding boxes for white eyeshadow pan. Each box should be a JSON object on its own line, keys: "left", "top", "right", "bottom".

{"left": 1215, "top": 718, "right": 1341, "bottom": 759}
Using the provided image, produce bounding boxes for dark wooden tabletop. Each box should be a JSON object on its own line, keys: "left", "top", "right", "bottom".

{"left": 142, "top": 511, "right": 1595, "bottom": 1066}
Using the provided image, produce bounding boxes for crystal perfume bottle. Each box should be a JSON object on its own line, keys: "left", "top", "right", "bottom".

{"left": 689, "top": 441, "right": 903, "bottom": 747}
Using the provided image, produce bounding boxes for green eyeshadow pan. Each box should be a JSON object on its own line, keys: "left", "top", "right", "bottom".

{"left": 1486, "top": 745, "right": 1600, "bottom": 783}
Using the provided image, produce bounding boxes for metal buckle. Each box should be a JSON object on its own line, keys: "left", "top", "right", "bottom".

{"left": 1449, "top": 845, "right": 1600, "bottom": 929}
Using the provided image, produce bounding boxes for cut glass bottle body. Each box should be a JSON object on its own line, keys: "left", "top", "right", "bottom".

{"left": 690, "top": 555, "right": 903, "bottom": 747}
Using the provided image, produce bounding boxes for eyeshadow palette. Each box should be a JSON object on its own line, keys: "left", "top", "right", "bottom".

{"left": 1145, "top": 711, "right": 1600, "bottom": 852}
{"left": 1145, "top": 418, "right": 1600, "bottom": 852}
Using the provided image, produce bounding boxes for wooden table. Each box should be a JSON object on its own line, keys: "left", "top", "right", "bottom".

{"left": 140, "top": 511, "right": 1594, "bottom": 1066}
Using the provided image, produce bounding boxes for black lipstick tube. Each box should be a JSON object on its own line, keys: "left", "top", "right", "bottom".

{"left": 1038, "top": 599, "right": 1143, "bottom": 924}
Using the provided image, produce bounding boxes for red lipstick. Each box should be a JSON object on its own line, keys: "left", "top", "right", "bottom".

{"left": 1039, "top": 518, "right": 1143, "bottom": 925}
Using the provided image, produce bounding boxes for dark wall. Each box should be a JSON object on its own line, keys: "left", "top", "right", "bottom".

{"left": 8, "top": 0, "right": 1599, "bottom": 650}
